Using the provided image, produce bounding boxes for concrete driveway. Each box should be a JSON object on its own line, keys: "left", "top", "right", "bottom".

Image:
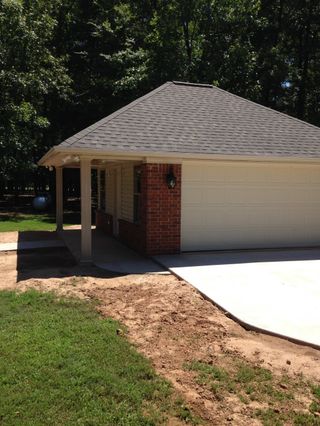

{"left": 155, "top": 248, "right": 320, "bottom": 348}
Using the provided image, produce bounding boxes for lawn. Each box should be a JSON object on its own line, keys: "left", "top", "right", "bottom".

{"left": 0, "top": 212, "right": 80, "bottom": 232}
{"left": 0, "top": 290, "right": 192, "bottom": 425}
{"left": 0, "top": 213, "right": 57, "bottom": 232}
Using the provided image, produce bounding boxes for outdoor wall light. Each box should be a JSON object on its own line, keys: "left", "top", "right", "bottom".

{"left": 166, "top": 168, "right": 177, "bottom": 189}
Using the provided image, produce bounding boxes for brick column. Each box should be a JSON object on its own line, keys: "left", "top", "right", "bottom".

{"left": 141, "top": 163, "right": 181, "bottom": 255}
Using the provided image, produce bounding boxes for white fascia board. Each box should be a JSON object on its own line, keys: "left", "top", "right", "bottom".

{"left": 38, "top": 147, "right": 57, "bottom": 166}
{"left": 38, "top": 146, "right": 320, "bottom": 167}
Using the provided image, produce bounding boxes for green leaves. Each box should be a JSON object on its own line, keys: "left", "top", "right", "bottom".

{"left": 0, "top": 0, "right": 71, "bottom": 187}
{"left": 1, "top": 0, "right": 320, "bottom": 193}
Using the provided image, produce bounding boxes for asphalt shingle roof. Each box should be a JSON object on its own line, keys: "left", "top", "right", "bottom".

{"left": 59, "top": 81, "right": 320, "bottom": 158}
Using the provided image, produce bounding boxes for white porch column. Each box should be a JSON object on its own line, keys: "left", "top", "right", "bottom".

{"left": 97, "top": 169, "right": 101, "bottom": 210}
{"left": 56, "top": 167, "right": 63, "bottom": 232}
{"left": 80, "top": 158, "right": 92, "bottom": 263}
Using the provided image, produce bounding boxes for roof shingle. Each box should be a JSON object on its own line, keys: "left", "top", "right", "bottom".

{"left": 59, "top": 81, "right": 320, "bottom": 158}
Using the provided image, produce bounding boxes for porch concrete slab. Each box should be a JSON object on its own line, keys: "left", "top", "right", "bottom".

{"left": 61, "top": 227, "right": 165, "bottom": 274}
{"left": 154, "top": 248, "right": 320, "bottom": 348}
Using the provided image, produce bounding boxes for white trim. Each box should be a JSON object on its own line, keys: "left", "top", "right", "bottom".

{"left": 80, "top": 158, "right": 92, "bottom": 263}
{"left": 144, "top": 157, "right": 183, "bottom": 164}
{"left": 115, "top": 167, "right": 121, "bottom": 235}
{"left": 97, "top": 169, "right": 101, "bottom": 210}
{"left": 55, "top": 167, "right": 63, "bottom": 231}
{"left": 181, "top": 158, "right": 320, "bottom": 167}
{"left": 39, "top": 146, "right": 320, "bottom": 167}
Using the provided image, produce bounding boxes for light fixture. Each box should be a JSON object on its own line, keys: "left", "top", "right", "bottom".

{"left": 62, "top": 155, "right": 71, "bottom": 164}
{"left": 166, "top": 167, "right": 177, "bottom": 189}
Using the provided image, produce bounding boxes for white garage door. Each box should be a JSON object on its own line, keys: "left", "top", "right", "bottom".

{"left": 181, "top": 161, "right": 320, "bottom": 251}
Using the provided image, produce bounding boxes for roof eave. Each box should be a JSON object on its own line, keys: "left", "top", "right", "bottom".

{"left": 38, "top": 146, "right": 320, "bottom": 167}
{"left": 38, "top": 147, "right": 57, "bottom": 166}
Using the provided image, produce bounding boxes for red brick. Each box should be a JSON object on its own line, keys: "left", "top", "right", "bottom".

{"left": 119, "top": 163, "right": 181, "bottom": 255}
{"left": 95, "top": 210, "right": 113, "bottom": 235}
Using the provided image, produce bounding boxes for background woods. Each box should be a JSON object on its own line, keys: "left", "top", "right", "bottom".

{"left": 0, "top": 0, "right": 319, "bottom": 195}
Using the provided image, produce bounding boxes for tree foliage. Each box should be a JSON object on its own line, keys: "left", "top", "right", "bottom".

{"left": 0, "top": 0, "right": 319, "bottom": 193}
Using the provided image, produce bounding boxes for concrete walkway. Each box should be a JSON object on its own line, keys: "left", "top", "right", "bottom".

{"left": 61, "top": 228, "right": 165, "bottom": 274}
{"left": 155, "top": 248, "right": 320, "bottom": 348}
{"left": 0, "top": 228, "right": 164, "bottom": 275}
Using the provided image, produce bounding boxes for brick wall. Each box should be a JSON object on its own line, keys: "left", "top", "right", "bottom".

{"left": 95, "top": 210, "right": 113, "bottom": 235}
{"left": 118, "top": 219, "right": 146, "bottom": 253}
{"left": 142, "top": 163, "right": 181, "bottom": 255}
{"left": 117, "top": 163, "right": 181, "bottom": 255}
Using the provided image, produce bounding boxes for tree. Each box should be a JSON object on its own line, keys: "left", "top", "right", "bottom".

{"left": 0, "top": 0, "right": 71, "bottom": 193}
{"left": 1, "top": 0, "right": 319, "bottom": 197}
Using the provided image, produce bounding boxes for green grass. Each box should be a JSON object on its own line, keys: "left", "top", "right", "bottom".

{"left": 185, "top": 359, "right": 320, "bottom": 426}
{"left": 256, "top": 408, "right": 320, "bottom": 426}
{"left": 0, "top": 290, "right": 192, "bottom": 425}
{"left": 0, "top": 212, "right": 80, "bottom": 232}
{"left": 312, "top": 385, "right": 320, "bottom": 400}
{"left": 0, "top": 213, "right": 57, "bottom": 231}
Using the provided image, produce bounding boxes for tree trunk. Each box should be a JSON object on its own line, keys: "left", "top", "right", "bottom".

{"left": 182, "top": 15, "right": 192, "bottom": 80}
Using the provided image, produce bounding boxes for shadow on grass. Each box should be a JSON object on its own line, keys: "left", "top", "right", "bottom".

{"left": 0, "top": 211, "right": 80, "bottom": 225}
{"left": 15, "top": 246, "right": 124, "bottom": 282}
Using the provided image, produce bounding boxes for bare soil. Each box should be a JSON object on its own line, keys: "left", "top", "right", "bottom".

{"left": 1, "top": 243, "right": 320, "bottom": 425}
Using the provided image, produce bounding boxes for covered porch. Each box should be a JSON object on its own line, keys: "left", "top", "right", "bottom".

{"left": 52, "top": 152, "right": 143, "bottom": 265}
{"left": 39, "top": 148, "right": 182, "bottom": 262}
{"left": 61, "top": 226, "right": 164, "bottom": 274}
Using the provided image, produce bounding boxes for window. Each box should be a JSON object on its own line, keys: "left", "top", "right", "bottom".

{"left": 133, "top": 167, "right": 141, "bottom": 223}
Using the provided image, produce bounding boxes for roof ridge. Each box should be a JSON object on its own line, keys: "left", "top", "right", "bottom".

{"left": 212, "top": 85, "right": 320, "bottom": 133}
{"left": 64, "top": 82, "right": 174, "bottom": 147}
{"left": 172, "top": 81, "right": 213, "bottom": 88}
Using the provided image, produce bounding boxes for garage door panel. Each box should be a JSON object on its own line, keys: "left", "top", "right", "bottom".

{"left": 181, "top": 162, "right": 320, "bottom": 251}
{"left": 182, "top": 187, "right": 203, "bottom": 204}
{"left": 182, "top": 226, "right": 320, "bottom": 252}
{"left": 185, "top": 184, "right": 320, "bottom": 205}
{"left": 211, "top": 207, "right": 300, "bottom": 228}
{"left": 185, "top": 163, "right": 320, "bottom": 184}
{"left": 184, "top": 204, "right": 320, "bottom": 228}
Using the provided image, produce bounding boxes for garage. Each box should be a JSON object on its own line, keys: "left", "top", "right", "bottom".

{"left": 181, "top": 161, "right": 320, "bottom": 251}
{"left": 40, "top": 81, "right": 320, "bottom": 257}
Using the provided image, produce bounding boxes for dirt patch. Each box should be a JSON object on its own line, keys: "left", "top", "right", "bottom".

{"left": 0, "top": 231, "right": 19, "bottom": 243}
{"left": 1, "top": 249, "right": 320, "bottom": 424}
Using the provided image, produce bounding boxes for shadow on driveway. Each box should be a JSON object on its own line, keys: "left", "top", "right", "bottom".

{"left": 156, "top": 246, "right": 320, "bottom": 269}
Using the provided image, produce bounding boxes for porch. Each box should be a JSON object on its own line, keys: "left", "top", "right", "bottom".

{"left": 51, "top": 154, "right": 181, "bottom": 263}
{"left": 53, "top": 155, "right": 141, "bottom": 264}
{"left": 61, "top": 226, "right": 164, "bottom": 274}
{"left": 0, "top": 228, "right": 164, "bottom": 275}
